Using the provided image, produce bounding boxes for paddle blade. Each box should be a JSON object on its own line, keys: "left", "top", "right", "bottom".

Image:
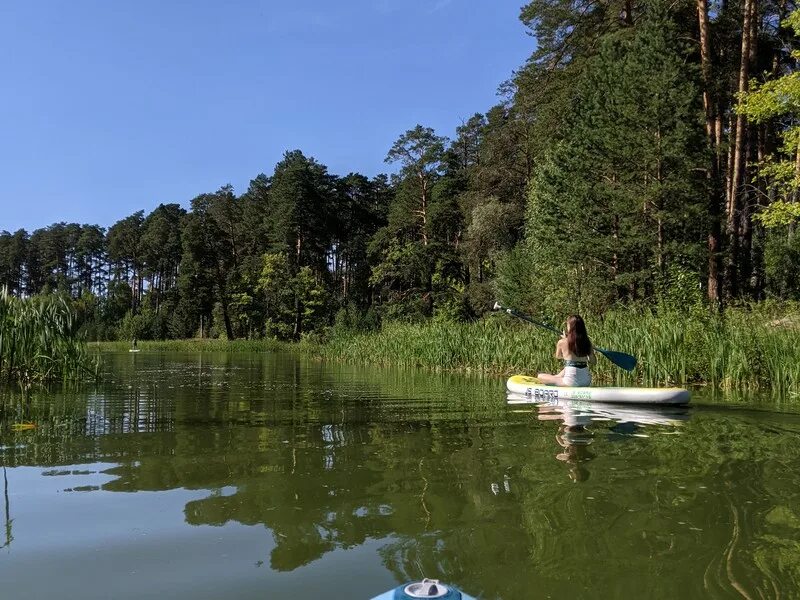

{"left": 596, "top": 347, "right": 637, "bottom": 372}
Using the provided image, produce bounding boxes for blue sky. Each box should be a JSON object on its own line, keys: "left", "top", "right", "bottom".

{"left": 0, "top": 1, "right": 533, "bottom": 232}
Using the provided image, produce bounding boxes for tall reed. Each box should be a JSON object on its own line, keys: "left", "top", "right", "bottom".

{"left": 0, "top": 289, "right": 99, "bottom": 386}
{"left": 321, "top": 306, "right": 800, "bottom": 392}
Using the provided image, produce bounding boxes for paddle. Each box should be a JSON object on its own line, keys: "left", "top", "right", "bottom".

{"left": 492, "top": 302, "right": 637, "bottom": 372}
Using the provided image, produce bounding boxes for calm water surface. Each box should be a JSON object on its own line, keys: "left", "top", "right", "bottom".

{"left": 1, "top": 351, "right": 800, "bottom": 599}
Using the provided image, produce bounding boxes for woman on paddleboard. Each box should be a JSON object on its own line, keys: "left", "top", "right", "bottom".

{"left": 537, "top": 315, "right": 595, "bottom": 387}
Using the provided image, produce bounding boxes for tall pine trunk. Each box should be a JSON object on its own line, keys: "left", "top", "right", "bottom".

{"left": 215, "top": 264, "right": 235, "bottom": 340}
{"left": 697, "top": 0, "right": 723, "bottom": 304}
{"left": 418, "top": 171, "right": 429, "bottom": 247}
{"left": 726, "top": 0, "right": 756, "bottom": 298}
{"left": 294, "top": 233, "right": 302, "bottom": 339}
{"left": 740, "top": 129, "right": 755, "bottom": 294}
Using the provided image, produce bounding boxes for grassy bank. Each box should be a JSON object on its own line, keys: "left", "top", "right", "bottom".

{"left": 91, "top": 304, "right": 800, "bottom": 392}
{"left": 321, "top": 307, "right": 800, "bottom": 392}
{"left": 0, "top": 290, "right": 98, "bottom": 386}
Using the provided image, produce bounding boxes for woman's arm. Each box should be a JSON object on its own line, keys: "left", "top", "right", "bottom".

{"left": 555, "top": 338, "right": 565, "bottom": 359}
{"left": 588, "top": 347, "right": 597, "bottom": 365}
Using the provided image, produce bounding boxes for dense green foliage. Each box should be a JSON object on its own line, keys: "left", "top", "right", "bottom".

{"left": 3, "top": 0, "right": 800, "bottom": 344}
{"left": 0, "top": 289, "right": 97, "bottom": 385}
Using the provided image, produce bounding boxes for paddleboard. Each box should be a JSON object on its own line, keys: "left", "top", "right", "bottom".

{"left": 128, "top": 349, "right": 141, "bottom": 353}
{"left": 507, "top": 375, "right": 690, "bottom": 405}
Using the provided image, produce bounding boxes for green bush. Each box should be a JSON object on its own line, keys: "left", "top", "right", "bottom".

{"left": 765, "top": 231, "right": 800, "bottom": 299}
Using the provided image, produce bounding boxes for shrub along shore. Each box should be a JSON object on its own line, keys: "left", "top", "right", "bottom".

{"left": 95, "top": 304, "right": 800, "bottom": 394}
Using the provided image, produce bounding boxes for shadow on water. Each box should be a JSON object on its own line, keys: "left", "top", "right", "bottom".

{"left": 1, "top": 351, "right": 800, "bottom": 599}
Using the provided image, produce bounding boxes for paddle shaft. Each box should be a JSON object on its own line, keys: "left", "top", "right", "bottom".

{"left": 502, "top": 307, "right": 562, "bottom": 336}
{"left": 493, "top": 303, "right": 637, "bottom": 371}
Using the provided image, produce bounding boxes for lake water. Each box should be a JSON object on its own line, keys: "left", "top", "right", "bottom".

{"left": 1, "top": 351, "right": 799, "bottom": 599}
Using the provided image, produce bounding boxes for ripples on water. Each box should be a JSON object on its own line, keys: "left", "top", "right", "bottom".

{"left": 0, "top": 351, "right": 799, "bottom": 599}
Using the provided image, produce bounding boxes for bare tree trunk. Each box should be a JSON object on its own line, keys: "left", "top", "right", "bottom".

{"left": 726, "top": 113, "right": 736, "bottom": 210}
{"left": 740, "top": 0, "right": 760, "bottom": 297}
{"left": 750, "top": 125, "right": 769, "bottom": 298}
{"left": 215, "top": 263, "right": 235, "bottom": 340}
{"left": 655, "top": 130, "right": 665, "bottom": 276}
{"left": 698, "top": 0, "right": 723, "bottom": 304}
{"left": 726, "top": 0, "right": 756, "bottom": 298}
{"left": 293, "top": 232, "right": 304, "bottom": 339}
{"left": 715, "top": 112, "right": 724, "bottom": 172}
{"left": 795, "top": 146, "right": 800, "bottom": 204}
{"left": 740, "top": 129, "right": 755, "bottom": 295}
{"left": 698, "top": 0, "right": 715, "bottom": 147}
{"left": 294, "top": 294, "right": 301, "bottom": 339}
{"left": 418, "top": 171, "right": 429, "bottom": 246}
{"left": 221, "top": 296, "right": 234, "bottom": 340}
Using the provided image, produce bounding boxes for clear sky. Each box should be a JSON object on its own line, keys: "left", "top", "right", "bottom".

{"left": 0, "top": 1, "right": 533, "bottom": 233}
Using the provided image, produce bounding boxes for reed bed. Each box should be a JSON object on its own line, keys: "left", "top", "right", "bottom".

{"left": 0, "top": 289, "right": 99, "bottom": 386}
{"left": 322, "top": 307, "right": 800, "bottom": 392}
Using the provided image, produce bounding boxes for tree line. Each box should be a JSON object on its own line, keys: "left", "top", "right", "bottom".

{"left": 508, "top": 0, "right": 800, "bottom": 312}
{"left": 2, "top": 0, "right": 800, "bottom": 340}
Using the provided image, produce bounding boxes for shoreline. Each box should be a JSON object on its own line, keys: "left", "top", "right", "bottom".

{"left": 90, "top": 308, "right": 800, "bottom": 394}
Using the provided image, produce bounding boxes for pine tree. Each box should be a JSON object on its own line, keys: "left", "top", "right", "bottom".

{"left": 519, "top": 11, "right": 706, "bottom": 312}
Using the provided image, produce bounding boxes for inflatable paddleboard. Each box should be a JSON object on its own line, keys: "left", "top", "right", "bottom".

{"left": 507, "top": 375, "right": 690, "bottom": 405}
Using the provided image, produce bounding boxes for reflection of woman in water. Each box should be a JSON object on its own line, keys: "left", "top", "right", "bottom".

{"left": 536, "top": 403, "right": 596, "bottom": 482}
{"left": 555, "top": 424, "right": 595, "bottom": 483}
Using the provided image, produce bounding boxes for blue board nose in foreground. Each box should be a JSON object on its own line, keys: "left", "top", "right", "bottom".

{"left": 370, "top": 579, "right": 476, "bottom": 600}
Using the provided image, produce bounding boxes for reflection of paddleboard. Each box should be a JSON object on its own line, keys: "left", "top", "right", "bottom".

{"left": 371, "top": 580, "right": 475, "bottom": 600}
{"left": 128, "top": 349, "right": 141, "bottom": 353}
{"left": 507, "top": 375, "right": 690, "bottom": 405}
{"left": 508, "top": 392, "right": 690, "bottom": 427}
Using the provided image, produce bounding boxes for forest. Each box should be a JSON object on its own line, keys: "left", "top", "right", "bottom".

{"left": 2, "top": 0, "right": 800, "bottom": 342}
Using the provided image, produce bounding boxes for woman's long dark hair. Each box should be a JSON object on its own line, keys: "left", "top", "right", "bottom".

{"left": 566, "top": 315, "right": 592, "bottom": 356}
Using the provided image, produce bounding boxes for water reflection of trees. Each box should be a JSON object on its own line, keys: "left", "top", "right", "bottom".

{"left": 2, "top": 353, "right": 800, "bottom": 597}
{"left": 96, "top": 418, "right": 800, "bottom": 596}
